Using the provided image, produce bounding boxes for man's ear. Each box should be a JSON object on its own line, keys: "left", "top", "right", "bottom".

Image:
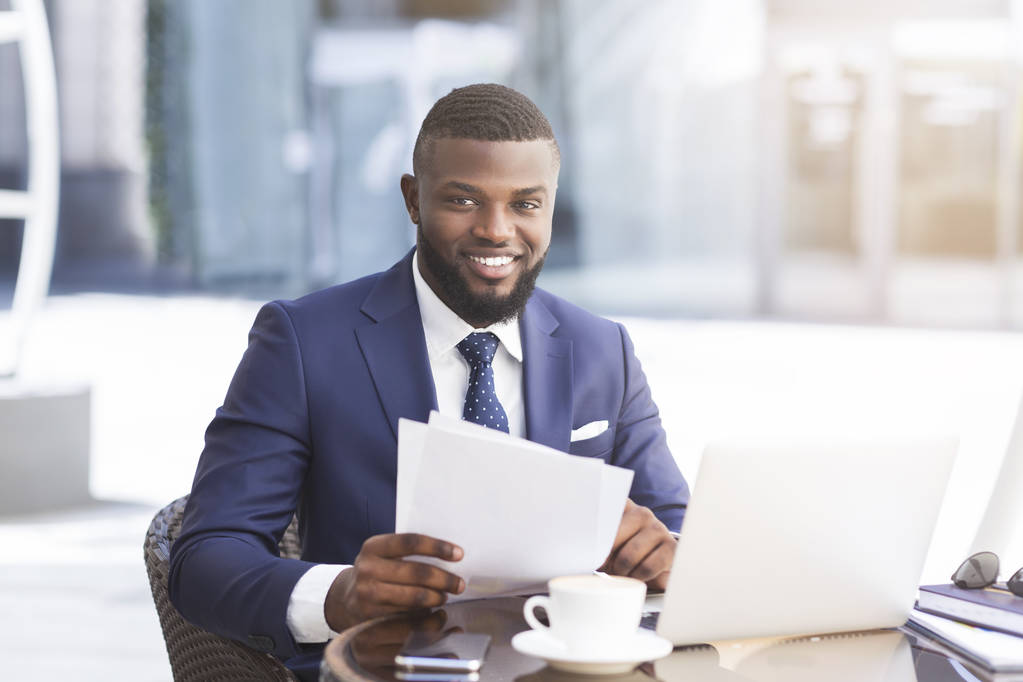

{"left": 400, "top": 174, "right": 420, "bottom": 225}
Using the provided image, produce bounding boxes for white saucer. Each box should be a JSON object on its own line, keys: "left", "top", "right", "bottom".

{"left": 511, "top": 628, "right": 673, "bottom": 675}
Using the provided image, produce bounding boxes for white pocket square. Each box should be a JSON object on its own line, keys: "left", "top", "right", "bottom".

{"left": 570, "top": 420, "right": 609, "bottom": 442}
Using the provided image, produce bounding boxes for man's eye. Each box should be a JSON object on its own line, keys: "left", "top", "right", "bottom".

{"left": 515, "top": 201, "right": 540, "bottom": 210}
{"left": 451, "top": 197, "right": 476, "bottom": 206}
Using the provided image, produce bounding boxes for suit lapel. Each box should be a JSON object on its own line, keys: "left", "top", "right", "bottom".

{"left": 521, "top": 295, "right": 573, "bottom": 452}
{"left": 355, "top": 251, "right": 437, "bottom": 440}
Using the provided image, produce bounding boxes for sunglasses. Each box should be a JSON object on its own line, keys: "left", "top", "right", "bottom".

{"left": 951, "top": 551, "right": 1023, "bottom": 597}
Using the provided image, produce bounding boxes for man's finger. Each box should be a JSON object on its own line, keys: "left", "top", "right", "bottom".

{"left": 363, "top": 557, "right": 465, "bottom": 595}
{"left": 357, "top": 580, "right": 451, "bottom": 611}
{"left": 625, "top": 538, "right": 676, "bottom": 583}
{"left": 365, "top": 533, "right": 464, "bottom": 562}
{"left": 611, "top": 527, "right": 664, "bottom": 576}
{"left": 610, "top": 500, "right": 651, "bottom": 551}
{"left": 603, "top": 501, "right": 647, "bottom": 567}
{"left": 648, "top": 572, "right": 670, "bottom": 592}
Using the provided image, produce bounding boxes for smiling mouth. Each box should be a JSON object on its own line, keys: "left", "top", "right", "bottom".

{"left": 468, "top": 255, "right": 515, "bottom": 267}
{"left": 465, "top": 253, "right": 520, "bottom": 281}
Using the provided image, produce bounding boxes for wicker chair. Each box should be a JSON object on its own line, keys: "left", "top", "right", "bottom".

{"left": 144, "top": 496, "right": 302, "bottom": 681}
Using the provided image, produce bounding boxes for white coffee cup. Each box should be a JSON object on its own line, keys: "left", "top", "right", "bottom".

{"left": 523, "top": 574, "right": 647, "bottom": 655}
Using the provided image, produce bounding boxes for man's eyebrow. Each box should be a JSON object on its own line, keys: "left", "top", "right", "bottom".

{"left": 440, "top": 181, "right": 548, "bottom": 198}
{"left": 512, "top": 186, "right": 548, "bottom": 198}
{"left": 442, "top": 181, "right": 482, "bottom": 194}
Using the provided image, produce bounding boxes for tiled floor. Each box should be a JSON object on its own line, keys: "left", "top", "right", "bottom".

{"left": 0, "top": 502, "right": 167, "bottom": 680}
{"left": 1, "top": 293, "right": 263, "bottom": 681}
{"left": 3, "top": 292, "right": 1023, "bottom": 680}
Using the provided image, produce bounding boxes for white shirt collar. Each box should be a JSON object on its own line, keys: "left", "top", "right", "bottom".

{"left": 412, "top": 251, "right": 523, "bottom": 363}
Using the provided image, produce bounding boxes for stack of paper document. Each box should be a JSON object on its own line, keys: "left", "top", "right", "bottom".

{"left": 396, "top": 412, "right": 633, "bottom": 601}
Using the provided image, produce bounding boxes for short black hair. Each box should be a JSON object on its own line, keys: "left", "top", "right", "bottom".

{"left": 412, "top": 83, "right": 560, "bottom": 175}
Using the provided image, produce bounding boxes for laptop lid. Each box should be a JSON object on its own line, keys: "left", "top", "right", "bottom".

{"left": 657, "top": 437, "right": 957, "bottom": 645}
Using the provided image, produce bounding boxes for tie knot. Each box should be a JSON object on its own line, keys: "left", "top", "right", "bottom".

{"left": 457, "top": 332, "right": 500, "bottom": 366}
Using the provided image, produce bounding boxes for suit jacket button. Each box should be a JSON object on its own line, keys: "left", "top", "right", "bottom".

{"left": 247, "top": 634, "right": 275, "bottom": 653}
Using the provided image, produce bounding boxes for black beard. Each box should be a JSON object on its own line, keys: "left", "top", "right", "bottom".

{"left": 416, "top": 225, "right": 546, "bottom": 327}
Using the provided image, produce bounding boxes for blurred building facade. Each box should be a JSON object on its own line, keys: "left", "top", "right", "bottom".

{"left": 2, "top": 0, "right": 1023, "bottom": 325}
{"left": 760, "top": 0, "right": 1023, "bottom": 326}
{"left": 0, "top": 0, "right": 152, "bottom": 289}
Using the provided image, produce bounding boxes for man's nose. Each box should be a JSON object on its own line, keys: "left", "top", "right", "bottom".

{"left": 473, "top": 205, "right": 515, "bottom": 243}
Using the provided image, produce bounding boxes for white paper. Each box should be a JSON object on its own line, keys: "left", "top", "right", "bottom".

{"left": 427, "top": 411, "right": 602, "bottom": 464}
{"left": 396, "top": 412, "right": 632, "bottom": 601}
{"left": 396, "top": 418, "right": 427, "bottom": 531}
{"left": 595, "top": 465, "right": 634, "bottom": 566}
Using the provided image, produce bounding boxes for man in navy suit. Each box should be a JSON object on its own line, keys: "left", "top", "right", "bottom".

{"left": 169, "top": 83, "right": 689, "bottom": 677}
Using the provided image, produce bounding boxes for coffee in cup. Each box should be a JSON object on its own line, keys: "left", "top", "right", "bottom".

{"left": 523, "top": 574, "right": 646, "bottom": 655}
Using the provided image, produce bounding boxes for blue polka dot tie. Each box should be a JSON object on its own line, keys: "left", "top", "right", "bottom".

{"left": 456, "top": 332, "right": 510, "bottom": 433}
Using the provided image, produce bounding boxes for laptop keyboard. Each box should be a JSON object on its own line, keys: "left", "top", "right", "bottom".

{"left": 640, "top": 611, "right": 660, "bottom": 630}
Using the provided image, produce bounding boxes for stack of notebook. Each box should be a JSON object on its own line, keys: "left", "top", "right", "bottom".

{"left": 917, "top": 583, "right": 1023, "bottom": 637}
{"left": 909, "top": 583, "right": 1023, "bottom": 676}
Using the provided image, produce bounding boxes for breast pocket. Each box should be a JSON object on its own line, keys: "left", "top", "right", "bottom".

{"left": 568, "top": 427, "right": 614, "bottom": 460}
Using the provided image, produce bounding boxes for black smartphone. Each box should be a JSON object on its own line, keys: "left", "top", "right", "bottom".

{"left": 394, "top": 631, "right": 491, "bottom": 673}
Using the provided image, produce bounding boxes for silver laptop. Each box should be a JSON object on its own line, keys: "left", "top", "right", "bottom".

{"left": 656, "top": 436, "right": 958, "bottom": 645}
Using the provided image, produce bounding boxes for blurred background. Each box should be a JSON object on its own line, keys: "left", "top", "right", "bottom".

{"left": 3, "top": 0, "right": 1023, "bottom": 678}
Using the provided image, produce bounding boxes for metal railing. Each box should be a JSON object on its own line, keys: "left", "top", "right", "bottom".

{"left": 0, "top": 0, "right": 59, "bottom": 378}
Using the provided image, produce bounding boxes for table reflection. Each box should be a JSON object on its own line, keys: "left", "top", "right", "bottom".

{"left": 346, "top": 598, "right": 549, "bottom": 681}
{"left": 655, "top": 630, "right": 916, "bottom": 682}
{"left": 325, "top": 598, "right": 980, "bottom": 682}
{"left": 350, "top": 610, "right": 457, "bottom": 678}
{"left": 514, "top": 668, "right": 654, "bottom": 682}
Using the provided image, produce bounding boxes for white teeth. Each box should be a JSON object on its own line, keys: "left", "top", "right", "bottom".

{"left": 469, "top": 255, "right": 514, "bottom": 267}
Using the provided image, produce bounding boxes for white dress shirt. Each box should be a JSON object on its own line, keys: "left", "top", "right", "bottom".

{"left": 285, "top": 253, "right": 525, "bottom": 642}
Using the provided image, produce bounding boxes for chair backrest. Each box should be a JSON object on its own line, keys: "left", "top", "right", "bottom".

{"left": 144, "top": 495, "right": 301, "bottom": 681}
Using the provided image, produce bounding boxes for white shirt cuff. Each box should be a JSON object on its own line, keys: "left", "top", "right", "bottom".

{"left": 286, "top": 563, "right": 350, "bottom": 643}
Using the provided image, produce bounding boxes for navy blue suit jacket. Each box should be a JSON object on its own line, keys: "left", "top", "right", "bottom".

{"left": 168, "top": 249, "right": 689, "bottom": 665}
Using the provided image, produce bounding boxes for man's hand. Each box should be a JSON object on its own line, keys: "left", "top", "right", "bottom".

{"left": 324, "top": 533, "right": 465, "bottom": 632}
{"left": 350, "top": 610, "right": 458, "bottom": 672}
{"left": 600, "top": 499, "right": 676, "bottom": 590}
